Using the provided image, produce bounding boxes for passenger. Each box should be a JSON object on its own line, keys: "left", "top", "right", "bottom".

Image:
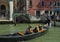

{"left": 25, "top": 25, "right": 33, "bottom": 35}
{"left": 33, "top": 26, "right": 39, "bottom": 33}
{"left": 38, "top": 25, "right": 44, "bottom": 32}
{"left": 38, "top": 25, "right": 42, "bottom": 30}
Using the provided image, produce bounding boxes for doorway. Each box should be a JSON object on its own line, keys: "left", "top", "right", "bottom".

{"left": 1, "top": 5, "right": 6, "bottom": 17}
{"left": 0, "top": 4, "right": 9, "bottom": 20}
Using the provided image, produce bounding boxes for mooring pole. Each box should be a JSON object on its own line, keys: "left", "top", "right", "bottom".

{"left": 14, "top": 15, "right": 16, "bottom": 26}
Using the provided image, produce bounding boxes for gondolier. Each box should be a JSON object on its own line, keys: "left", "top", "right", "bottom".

{"left": 46, "top": 14, "right": 51, "bottom": 27}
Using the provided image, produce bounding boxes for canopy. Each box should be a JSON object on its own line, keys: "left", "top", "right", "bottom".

{"left": 53, "top": 8, "right": 60, "bottom": 12}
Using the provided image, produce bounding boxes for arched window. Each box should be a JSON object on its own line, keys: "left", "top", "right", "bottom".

{"left": 1, "top": 5, "right": 6, "bottom": 10}
{"left": 1, "top": 5, "right": 6, "bottom": 17}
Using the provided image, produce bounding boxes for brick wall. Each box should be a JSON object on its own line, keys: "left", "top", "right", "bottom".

{"left": 28, "top": 0, "right": 59, "bottom": 16}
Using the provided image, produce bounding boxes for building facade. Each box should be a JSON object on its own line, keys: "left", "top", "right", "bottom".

{"left": 28, "top": 0, "right": 60, "bottom": 18}
{"left": 0, "top": 0, "right": 26, "bottom": 21}
{"left": 0, "top": 0, "right": 60, "bottom": 21}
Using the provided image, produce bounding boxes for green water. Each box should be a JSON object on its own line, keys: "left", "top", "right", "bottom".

{"left": 0, "top": 23, "right": 40, "bottom": 35}
{"left": 0, "top": 24, "right": 60, "bottom": 42}
{"left": 25, "top": 27, "right": 60, "bottom": 42}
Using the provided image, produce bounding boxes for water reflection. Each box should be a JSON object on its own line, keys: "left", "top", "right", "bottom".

{"left": 0, "top": 24, "right": 16, "bottom": 35}
{"left": 9, "top": 25, "right": 16, "bottom": 34}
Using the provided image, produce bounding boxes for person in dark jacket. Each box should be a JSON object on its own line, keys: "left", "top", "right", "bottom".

{"left": 46, "top": 14, "right": 51, "bottom": 27}
{"left": 25, "top": 25, "right": 33, "bottom": 35}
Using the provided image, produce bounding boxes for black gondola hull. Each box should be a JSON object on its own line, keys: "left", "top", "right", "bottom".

{"left": 0, "top": 30, "right": 48, "bottom": 42}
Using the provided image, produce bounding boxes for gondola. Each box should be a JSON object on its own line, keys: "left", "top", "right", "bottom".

{"left": 0, "top": 29, "right": 48, "bottom": 42}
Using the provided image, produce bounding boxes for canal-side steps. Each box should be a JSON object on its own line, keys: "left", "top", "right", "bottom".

{"left": 29, "top": 15, "right": 40, "bottom": 21}
{"left": 0, "top": 20, "right": 13, "bottom": 24}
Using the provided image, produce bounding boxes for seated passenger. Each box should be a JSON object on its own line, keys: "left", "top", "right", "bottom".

{"left": 33, "top": 26, "right": 39, "bottom": 33}
{"left": 38, "top": 25, "right": 44, "bottom": 32}
{"left": 25, "top": 25, "right": 33, "bottom": 35}
{"left": 38, "top": 24, "right": 47, "bottom": 32}
{"left": 38, "top": 25, "right": 42, "bottom": 30}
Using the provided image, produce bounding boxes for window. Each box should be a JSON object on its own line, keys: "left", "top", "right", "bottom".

{"left": 17, "top": 0, "right": 25, "bottom": 12}
{"left": 1, "top": 5, "right": 6, "bottom": 10}
{"left": 50, "top": 11, "right": 52, "bottom": 14}
{"left": 36, "top": 11, "right": 40, "bottom": 18}
{"left": 49, "top": 1, "right": 52, "bottom": 8}
{"left": 54, "top": 1, "right": 60, "bottom": 6}
{"left": 54, "top": 1, "right": 57, "bottom": 6}
{"left": 41, "top": 1, "right": 45, "bottom": 6}
{"left": 45, "top": 11, "right": 49, "bottom": 14}
{"left": 29, "top": 0, "right": 32, "bottom": 7}
{"left": 57, "top": 2, "right": 60, "bottom": 6}
{"left": 49, "top": 1, "right": 52, "bottom": 6}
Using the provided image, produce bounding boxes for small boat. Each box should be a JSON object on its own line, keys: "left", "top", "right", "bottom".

{"left": 0, "top": 29, "right": 48, "bottom": 42}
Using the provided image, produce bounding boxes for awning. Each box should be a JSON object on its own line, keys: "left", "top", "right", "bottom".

{"left": 53, "top": 8, "right": 60, "bottom": 12}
